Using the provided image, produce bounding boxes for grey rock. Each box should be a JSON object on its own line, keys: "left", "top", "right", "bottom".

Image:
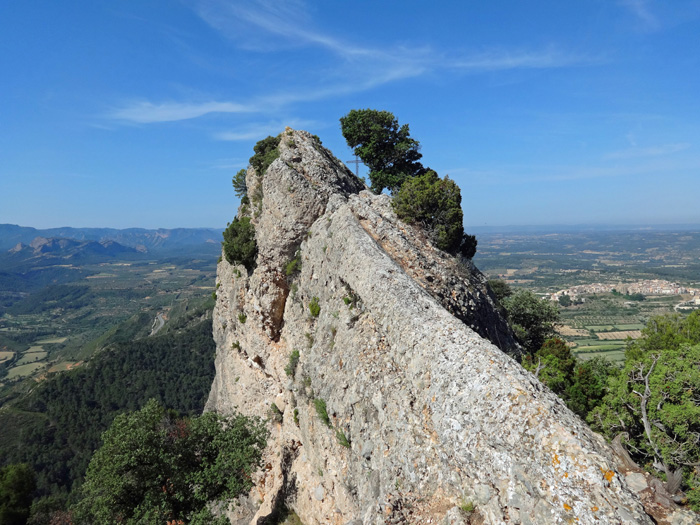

{"left": 360, "top": 441, "right": 373, "bottom": 461}
{"left": 626, "top": 472, "right": 649, "bottom": 493}
{"left": 206, "top": 129, "right": 689, "bottom": 524}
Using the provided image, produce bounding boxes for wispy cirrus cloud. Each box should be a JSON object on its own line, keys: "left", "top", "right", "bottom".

{"left": 107, "top": 1, "right": 594, "bottom": 125}
{"left": 108, "top": 101, "right": 257, "bottom": 123}
{"left": 107, "top": 47, "right": 588, "bottom": 125}
{"left": 192, "top": 0, "right": 378, "bottom": 57}
{"left": 619, "top": 0, "right": 660, "bottom": 30}
{"left": 193, "top": 0, "right": 590, "bottom": 70}
{"left": 605, "top": 142, "right": 690, "bottom": 159}
{"left": 447, "top": 47, "right": 591, "bottom": 72}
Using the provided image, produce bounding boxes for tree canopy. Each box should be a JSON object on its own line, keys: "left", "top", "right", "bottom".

{"left": 74, "top": 399, "right": 267, "bottom": 524}
{"left": 249, "top": 135, "right": 281, "bottom": 176}
{"left": 502, "top": 289, "right": 560, "bottom": 355}
{"left": 0, "top": 463, "right": 36, "bottom": 525}
{"left": 392, "top": 170, "right": 464, "bottom": 253}
{"left": 340, "top": 109, "right": 478, "bottom": 257}
{"left": 222, "top": 217, "right": 257, "bottom": 272}
{"left": 488, "top": 279, "right": 513, "bottom": 303}
{"left": 589, "top": 312, "right": 700, "bottom": 507}
{"left": 340, "top": 109, "right": 425, "bottom": 194}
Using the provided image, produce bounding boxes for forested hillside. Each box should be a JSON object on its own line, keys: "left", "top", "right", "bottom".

{"left": 0, "top": 302, "right": 216, "bottom": 513}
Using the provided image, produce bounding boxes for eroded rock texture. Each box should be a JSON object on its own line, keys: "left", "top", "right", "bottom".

{"left": 206, "top": 129, "right": 694, "bottom": 524}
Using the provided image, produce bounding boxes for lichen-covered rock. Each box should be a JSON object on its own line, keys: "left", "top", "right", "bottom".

{"left": 207, "top": 129, "right": 688, "bottom": 524}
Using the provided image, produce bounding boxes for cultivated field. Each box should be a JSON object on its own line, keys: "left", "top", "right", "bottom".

{"left": 597, "top": 330, "right": 641, "bottom": 340}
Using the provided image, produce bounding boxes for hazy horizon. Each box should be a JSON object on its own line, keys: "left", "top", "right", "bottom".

{"left": 4, "top": 221, "right": 700, "bottom": 236}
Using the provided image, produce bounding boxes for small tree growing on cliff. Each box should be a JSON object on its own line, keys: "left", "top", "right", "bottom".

{"left": 232, "top": 168, "right": 248, "bottom": 199}
{"left": 249, "top": 135, "right": 281, "bottom": 176}
{"left": 340, "top": 109, "right": 425, "bottom": 194}
{"left": 392, "top": 170, "right": 474, "bottom": 255}
{"left": 222, "top": 217, "right": 257, "bottom": 272}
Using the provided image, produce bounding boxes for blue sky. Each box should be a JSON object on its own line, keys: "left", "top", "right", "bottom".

{"left": 1, "top": 1, "right": 699, "bottom": 229}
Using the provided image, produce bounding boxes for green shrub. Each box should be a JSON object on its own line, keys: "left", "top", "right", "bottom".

{"left": 314, "top": 398, "right": 330, "bottom": 427}
{"left": 309, "top": 297, "right": 320, "bottom": 317}
{"left": 392, "top": 170, "right": 464, "bottom": 254}
{"left": 222, "top": 217, "right": 257, "bottom": 271}
{"left": 238, "top": 313, "right": 247, "bottom": 324}
{"left": 459, "top": 499, "right": 475, "bottom": 514}
{"left": 293, "top": 408, "right": 299, "bottom": 426}
{"left": 285, "top": 349, "right": 300, "bottom": 377}
{"left": 460, "top": 233, "right": 478, "bottom": 259}
{"left": 335, "top": 429, "right": 350, "bottom": 448}
{"left": 285, "top": 254, "right": 301, "bottom": 276}
{"left": 249, "top": 135, "right": 281, "bottom": 175}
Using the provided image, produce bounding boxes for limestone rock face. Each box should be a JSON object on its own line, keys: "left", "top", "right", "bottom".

{"left": 207, "top": 129, "right": 674, "bottom": 524}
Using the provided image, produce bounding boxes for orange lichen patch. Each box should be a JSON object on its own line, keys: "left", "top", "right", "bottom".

{"left": 563, "top": 503, "right": 573, "bottom": 511}
{"left": 563, "top": 472, "right": 569, "bottom": 478}
{"left": 600, "top": 468, "right": 615, "bottom": 482}
{"left": 553, "top": 454, "right": 561, "bottom": 466}
{"left": 591, "top": 506, "right": 599, "bottom": 512}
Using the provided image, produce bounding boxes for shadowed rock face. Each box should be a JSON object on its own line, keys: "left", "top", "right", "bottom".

{"left": 207, "top": 129, "right": 692, "bottom": 524}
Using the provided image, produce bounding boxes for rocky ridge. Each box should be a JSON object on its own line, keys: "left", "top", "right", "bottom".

{"left": 207, "top": 129, "right": 696, "bottom": 524}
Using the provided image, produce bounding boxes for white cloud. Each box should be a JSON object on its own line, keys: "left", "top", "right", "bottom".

{"left": 107, "top": 2, "right": 593, "bottom": 125}
{"left": 191, "top": 0, "right": 589, "bottom": 88}
{"left": 108, "top": 101, "right": 256, "bottom": 123}
{"left": 605, "top": 143, "right": 690, "bottom": 159}
{"left": 447, "top": 48, "right": 589, "bottom": 71}
{"left": 619, "top": 0, "right": 660, "bottom": 30}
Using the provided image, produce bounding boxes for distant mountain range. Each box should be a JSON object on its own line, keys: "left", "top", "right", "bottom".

{"left": 0, "top": 224, "right": 223, "bottom": 255}
{"left": 8, "top": 236, "right": 141, "bottom": 260}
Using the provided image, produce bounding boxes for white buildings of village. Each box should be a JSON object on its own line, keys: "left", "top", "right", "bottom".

{"left": 550, "top": 279, "right": 699, "bottom": 302}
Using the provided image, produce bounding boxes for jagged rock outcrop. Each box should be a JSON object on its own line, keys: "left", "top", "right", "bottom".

{"left": 207, "top": 129, "right": 696, "bottom": 524}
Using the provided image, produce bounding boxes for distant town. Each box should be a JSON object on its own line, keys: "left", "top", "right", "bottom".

{"left": 550, "top": 279, "right": 700, "bottom": 302}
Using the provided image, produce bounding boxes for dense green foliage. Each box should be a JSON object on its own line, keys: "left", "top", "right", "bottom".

{"left": 392, "top": 171, "right": 464, "bottom": 253}
{"left": 487, "top": 279, "right": 513, "bottom": 303}
{"left": 502, "top": 289, "right": 560, "bottom": 355}
{"left": 232, "top": 169, "right": 248, "bottom": 199}
{"left": 73, "top": 399, "right": 266, "bottom": 524}
{"left": 558, "top": 294, "right": 572, "bottom": 307}
{"left": 523, "top": 338, "right": 575, "bottom": 396}
{"left": 523, "top": 338, "right": 615, "bottom": 419}
{"left": 249, "top": 135, "right": 281, "bottom": 176}
{"left": 590, "top": 312, "right": 700, "bottom": 505}
{"left": 340, "top": 109, "right": 477, "bottom": 258}
{"left": 565, "top": 357, "right": 617, "bottom": 419}
{"left": 340, "top": 109, "right": 425, "bottom": 194}
{"left": 6, "top": 285, "right": 93, "bottom": 316}
{"left": 222, "top": 218, "right": 257, "bottom": 272}
{"left": 0, "top": 315, "right": 217, "bottom": 507}
{"left": 0, "top": 463, "right": 36, "bottom": 525}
